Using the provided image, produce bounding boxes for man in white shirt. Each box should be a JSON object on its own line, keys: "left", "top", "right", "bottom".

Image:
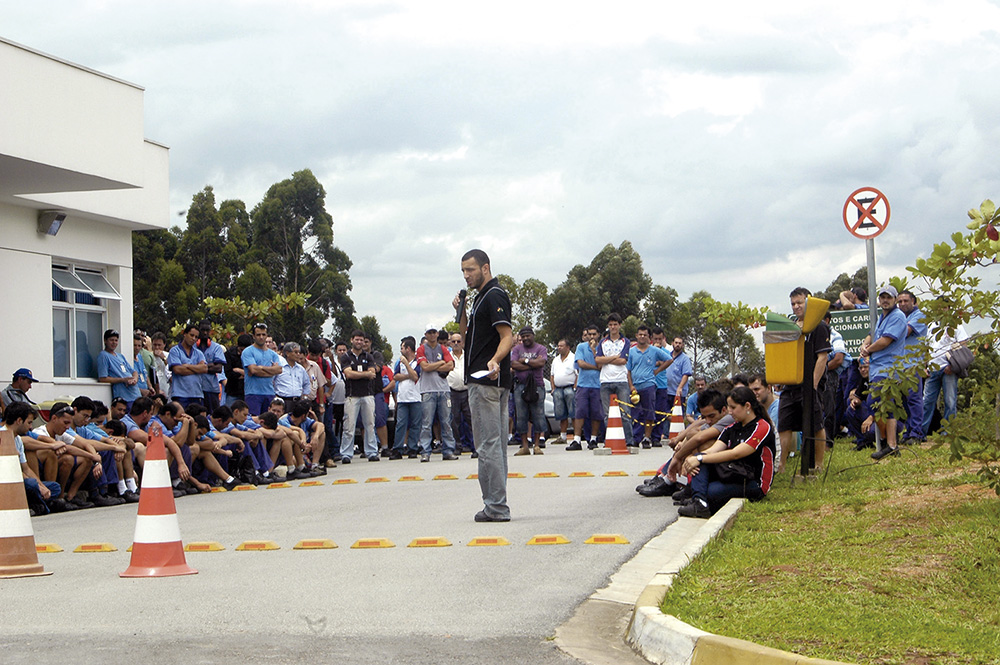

{"left": 922, "top": 320, "right": 970, "bottom": 436}
{"left": 595, "top": 313, "right": 634, "bottom": 447}
{"left": 393, "top": 336, "right": 423, "bottom": 459}
{"left": 550, "top": 338, "right": 577, "bottom": 445}
{"left": 274, "top": 343, "right": 311, "bottom": 400}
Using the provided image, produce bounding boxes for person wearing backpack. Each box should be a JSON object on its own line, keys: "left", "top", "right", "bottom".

{"left": 510, "top": 326, "right": 548, "bottom": 456}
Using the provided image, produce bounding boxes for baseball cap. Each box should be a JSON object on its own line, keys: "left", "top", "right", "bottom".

{"left": 425, "top": 323, "right": 438, "bottom": 333}
{"left": 12, "top": 368, "right": 38, "bottom": 383}
{"left": 878, "top": 285, "right": 898, "bottom": 298}
{"left": 519, "top": 326, "right": 534, "bottom": 335}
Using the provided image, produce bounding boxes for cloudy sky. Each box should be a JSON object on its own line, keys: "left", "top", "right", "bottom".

{"left": 6, "top": 0, "right": 1000, "bottom": 348}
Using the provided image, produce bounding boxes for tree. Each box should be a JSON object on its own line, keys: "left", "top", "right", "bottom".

{"left": 247, "top": 169, "right": 356, "bottom": 339}
{"left": 815, "top": 266, "right": 868, "bottom": 303}
{"left": 700, "top": 297, "right": 768, "bottom": 377}
{"left": 642, "top": 284, "right": 681, "bottom": 332}
{"left": 544, "top": 241, "right": 652, "bottom": 343}
{"left": 359, "top": 314, "right": 392, "bottom": 361}
{"left": 671, "top": 291, "right": 720, "bottom": 378}
{"left": 175, "top": 186, "right": 227, "bottom": 301}
{"left": 496, "top": 274, "right": 549, "bottom": 334}
{"left": 906, "top": 198, "right": 1000, "bottom": 493}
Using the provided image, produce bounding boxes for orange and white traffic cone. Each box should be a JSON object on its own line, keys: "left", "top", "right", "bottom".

{"left": 668, "top": 396, "right": 685, "bottom": 443}
{"left": 120, "top": 423, "right": 196, "bottom": 578}
{"left": 0, "top": 428, "right": 51, "bottom": 578}
{"left": 602, "top": 395, "right": 631, "bottom": 455}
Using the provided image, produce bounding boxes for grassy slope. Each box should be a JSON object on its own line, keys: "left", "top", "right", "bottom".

{"left": 660, "top": 442, "right": 1000, "bottom": 665}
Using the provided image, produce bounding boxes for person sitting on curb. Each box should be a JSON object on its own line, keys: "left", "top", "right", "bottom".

{"left": 677, "top": 386, "right": 777, "bottom": 518}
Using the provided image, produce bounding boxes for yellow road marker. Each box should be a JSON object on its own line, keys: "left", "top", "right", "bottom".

{"left": 527, "top": 534, "right": 570, "bottom": 546}
{"left": 467, "top": 537, "right": 511, "bottom": 546}
{"left": 351, "top": 538, "right": 395, "bottom": 549}
{"left": 433, "top": 474, "right": 458, "bottom": 480}
{"left": 185, "top": 541, "right": 225, "bottom": 552}
{"left": 534, "top": 472, "right": 559, "bottom": 478}
{"left": 236, "top": 540, "right": 279, "bottom": 551}
{"left": 407, "top": 537, "right": 452, "bottom": 548}
{"left": 294, "top": 539, "right": 337, "bottom": 550}
{"left": 467, "top": 473, "right": 479, "bottom": 480}
{"left": 332, "top": 478, "right": 357, "bottom": 485}
{"left": 74, "top": 543, "right": 117, "bottom": 553}
{"left": 638, "top": 469, "right": 658, "bottom": 476}
{"left": 507, "top": 472, "right": 525, "bottom": 478}
{"left": 267, "top": 482, "right": 291, "bottom": 489}
{"left": 399, "top": 476, "right": 424, "bottom": 482}
{"left": 602, "top": 470, "right": 628, "bottom": 477}
{"left": 35, "top": 543, "right": 63, "bottom": 553}
{"left": 366, "top": 477, "right": 390, "bottom": 483}
{"left": 585, "top": 534, "right": 630, "bottom": 545}
{"left": 569, "top": 471, "right": 594, "bottom": 478}
{"left": 232, "top": 484, "right": 256, "bottom": 491}
{"left": 299, "top": 480, "right": 324, "bottom": 487}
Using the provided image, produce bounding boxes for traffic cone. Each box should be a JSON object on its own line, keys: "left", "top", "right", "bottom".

{"left": 120, "top": 423, "right": 197, "bottom": 578}
{"left": 603, "top": 395, "right": 630, "bottom": 455}
{"left": 668, "top": 396, "right": 685, "bottom": 442}
{"left": 0, "top": 429, "right": 51, "bottom": 578}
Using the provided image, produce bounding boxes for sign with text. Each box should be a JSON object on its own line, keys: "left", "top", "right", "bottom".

{"left": 829, "top": 308, "right": 872, "bottom": 360}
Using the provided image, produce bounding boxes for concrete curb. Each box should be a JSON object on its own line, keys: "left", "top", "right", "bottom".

{"left": 623, "top": 499, "right": 854, "bottom": 665}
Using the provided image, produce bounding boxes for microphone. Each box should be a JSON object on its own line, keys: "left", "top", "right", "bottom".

{"left": 454, "top": 289, "right": 468, "bottom": 323}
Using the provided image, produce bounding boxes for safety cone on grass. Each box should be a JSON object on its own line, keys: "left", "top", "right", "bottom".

{"left": 668, "top": 396, "right": 685, "bottom": 442}
{"left": 0, "top": 429, "right": 51, "bottom": 579}
{"left": 120, "top": 423, "right": 197, "bottom": 578}
{"left": 603, "top": 395, "right": 630, "bottom": 455}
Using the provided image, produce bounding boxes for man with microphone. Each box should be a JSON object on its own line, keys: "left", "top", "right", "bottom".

{"left": 455, "top": 249, "right": 514, "bottom": 523}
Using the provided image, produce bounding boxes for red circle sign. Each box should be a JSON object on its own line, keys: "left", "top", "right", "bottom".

{"left": 843, "top": 187, "right": 890, "bottom": 239}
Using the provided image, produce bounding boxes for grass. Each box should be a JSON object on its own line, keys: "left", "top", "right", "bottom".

{"left": 660, "top": 440, "right": 1000, "bottom": 665}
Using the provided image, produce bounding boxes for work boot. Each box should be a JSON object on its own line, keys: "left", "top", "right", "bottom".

{"left": 532, "top": 444, "right": 543, "bottom": 455}
{"left": 514, "top": 446, "right": 530, "bottom": 456}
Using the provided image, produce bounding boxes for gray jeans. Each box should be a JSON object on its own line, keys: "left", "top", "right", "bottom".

{"left": 600, "top": 381, "right": 634, "bottom": 445}
{"left": 469, "top": 383, "right": 510, "bottom": 519}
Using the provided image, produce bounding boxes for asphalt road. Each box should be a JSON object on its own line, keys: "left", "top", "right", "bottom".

{"left": 5, "top": 442, "right": 678, "bottom": 664}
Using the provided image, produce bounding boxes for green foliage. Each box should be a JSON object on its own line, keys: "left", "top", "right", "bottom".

{"left": 641, "top": 284, "right": 681, "bottom": 331}
{"left": 907, "top": 197, "right": 1000, "bottom": 491}
{"left": 814, "top": 266, "right": 868, "bottom": 303}
{"left": 133, "top": 169, "right": 365, "bottom": 344}
{"left": 359, "top": 314, "right": 392, "bottom": 361}
{"left": 671, "top": 291, "right": 717, "bottom": 377}
{"left": 543, "top": 241, "right": 651, "bottom": 343}
{"left": 620, "top": 314, "right": 643, "bottom": 340}
{"left": 495, "top": 274, "right": 549, "bottom": 335}
{"left": 700, "top": 297, "right": 769, "bottom": 377}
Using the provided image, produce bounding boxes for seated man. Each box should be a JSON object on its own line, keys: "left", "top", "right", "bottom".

{"left": 66, "top": 396, "right": 131, "bottom": 506}
{"left": 278, "top": 399, "right": 326, "bottom": 476}
{"left": 678, "top": 386, "right": 777, "bottom": 518}
{"left": 31, "top": 402, "right": 102, "bottom": 508}
{"left": 130, "top": 398, "right": 198, "bottom": 494}
{"left": 3, "top": 402, "right": 71, "bottom": 514}
{"left": 228, "top": 399, "right": 282, "bottom": 483}
{"left": 638, "top": 385, "right": 735, "bottom": 499}
{"left": 181, "top": 404, "right": 241, "bottom": 491}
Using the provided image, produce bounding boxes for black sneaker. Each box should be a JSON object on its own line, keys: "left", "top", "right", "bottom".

{"left": 367, "top": 455, "right": 380, "bottom": 462}
{"left": 223, "top": 477, "right": 240, "bottom": 491}
{"left": 49, "top": 498, "right": 76, "bottom": 512}
{"left": 641, "top": 438, "right": 652, "bottom": 449}
{"left": 672, "top": 485, "right": 693, "bottom": 503}
{"left": 471, "top": 452, "right": 479, "bottom": 459}
{"left": 122, "top": 490, "right": 141, "bottom": 503}
{"left": 70, "top": 494, "right": 95, "bottom": 509}
{"left": 173, "top": 487, "right": 186, "bottom": 498}
{"left": 871, "top": 445, "right": 899, "bottom": 461}
{"left": 651, "top": 440, "right": 663, "bottom": 448}
{"left": 566, "top": 441, "right": 582, "bottom": 451}
{"left": 92, "top": 493, "right": 121, "bottom": 508}
{"left": 587, "top": 440, "right": 598, "bottom": 450}
{"left": 677, "top": 498, "right": 711, "bottom": 518}
{"left": 638, "top": 476, "right": 679, "bottom": 497}
{"left": 389, "top": 450, "right": 403, "bottom": 460}
{"left": 407, "top": 452, "right": 418, "bottom": 459}
{"left": 442, "top": 453, "right": 458, "bottom": 461}
{"left": 341, "top": 457, "right": 352, "bottom": 464}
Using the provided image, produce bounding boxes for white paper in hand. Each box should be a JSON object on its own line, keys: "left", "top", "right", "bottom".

{"left": 470, "top": 370, "right": 492, "bottom": 379}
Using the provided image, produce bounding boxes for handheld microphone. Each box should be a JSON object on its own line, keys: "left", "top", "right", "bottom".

{"left": 454, "top": 289, "right": 467, "bottom": 323}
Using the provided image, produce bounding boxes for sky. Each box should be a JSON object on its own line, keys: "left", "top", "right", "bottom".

{"left": 6, "top": 0, "right": 1000, "bottom": 350}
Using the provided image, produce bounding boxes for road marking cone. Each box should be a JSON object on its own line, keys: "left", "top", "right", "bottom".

{"left": 120, "top": 423, "right": 197, "bottom": 578}
{"left": 603, "top": 394, "right": 630, "bottom": 455}
{"left": 0, "top": 429, "right": 51, "bottom": 578}
{"left": 668, "top": 396, "right": 685, "bottom": 442}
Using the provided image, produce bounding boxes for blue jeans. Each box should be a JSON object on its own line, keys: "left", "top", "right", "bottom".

{"left": 923, "top": 368, "right": 958, "bottom": 434}
{"left": 902, "top": 376, "right": 925, "bottom": 440}
{"left": 469, "top": 384, "right": 510, "bottom": 520}
{"left": 631, "top": 384, "right": 657, "bottom": 442}
{"left": 514, "top": 382, "right": 547, "bottom": 441}
{"left": 600, "top": 382, "right": 634, "bottom": 445}
{"left": 24, "top": 478, "right": 61, "bottom": 514}
{"left": 394, "top": 401, "right": 423, "bottom": 453}
{"left": 420, "top": 392, "right": 455, "bottom": 455}
{"left": 551, "top": 385, "right": 575, "bottom": 422}
{"left": 690, "top": 465, "right": 763, "bottom": 514}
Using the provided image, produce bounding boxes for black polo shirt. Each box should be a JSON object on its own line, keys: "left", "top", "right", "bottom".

{"left": 465, "top": 277, "right": 513, "bottom": 390}
{"left": 339, "top": 350, "right": 376, "bottom": 398}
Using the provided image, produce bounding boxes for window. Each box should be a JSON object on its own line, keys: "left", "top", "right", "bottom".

{"left": 52, "top": 264, "right": 120, "bottom": 379}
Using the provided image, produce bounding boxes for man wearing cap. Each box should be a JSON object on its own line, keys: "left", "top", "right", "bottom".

{"left": 97, "top": 329, "right": 141, "bottom": 407}
{"left": 510, "top": 326, "right": 548, "bottom": 456}
{"left": 416, "top": 324, "right": 459, "bottom": 462}
{"left": 860, "top": 285, "right": 908, "bottom": 460}
{"left": 457, "top": 249, "right": 514, "bottom": 522}
{"left": 2, "top": 368, "right": 39, "bottom": 411}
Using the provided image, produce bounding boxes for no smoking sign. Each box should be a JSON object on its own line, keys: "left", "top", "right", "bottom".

{"left": 843, "top": 187, "right": 890, "bottom": 239}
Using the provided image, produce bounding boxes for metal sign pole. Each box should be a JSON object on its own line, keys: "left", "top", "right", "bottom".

{"left": 866, "top": 238, "right": 882, "bottom": 450}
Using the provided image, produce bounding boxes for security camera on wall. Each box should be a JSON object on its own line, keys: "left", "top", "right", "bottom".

{"left": 37, "top": 210, "right": 66, "bottom": 236}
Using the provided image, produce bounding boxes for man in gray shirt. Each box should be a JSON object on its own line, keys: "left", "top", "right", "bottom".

{"left": 416, "top": 325, "right": 458, "bottom": 462}
{"left": 2, "top": 368, "right": 39, "bottom": 412}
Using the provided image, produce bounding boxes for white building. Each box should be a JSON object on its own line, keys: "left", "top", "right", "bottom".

{"left": 0, "top": 37, "right": 169, "bottom": 404}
